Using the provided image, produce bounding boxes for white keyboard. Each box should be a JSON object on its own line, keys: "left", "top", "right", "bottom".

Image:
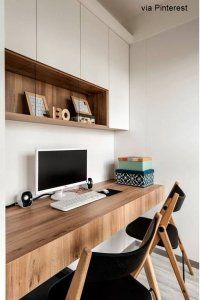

{"left": 50, "top": 191, "right": 106, "bottom": 212}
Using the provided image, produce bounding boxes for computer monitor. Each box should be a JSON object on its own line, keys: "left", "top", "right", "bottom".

{"left": 35, "top": 149, "right": 87, "bottom": 195}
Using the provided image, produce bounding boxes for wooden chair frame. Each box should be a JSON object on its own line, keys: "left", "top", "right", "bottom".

{"left": 132, "top": 212, "right": 162, "bottom": 300}
{"left": 66, "top": 248, "right": 92, "bottom": 300}
{"left": 170, "top": 216, "right": 194, "bottom": 276}
{"left": 162, "top": 182, "right": 193, "bottom": 276}
{"left": 65, "top": 213, "right": 163, "bottom": 300}
{"left": 65, "top": 184, "right": 194, "bottom": 300}
{"left": 148, "top": 184, "right": 193, "bottom": 300}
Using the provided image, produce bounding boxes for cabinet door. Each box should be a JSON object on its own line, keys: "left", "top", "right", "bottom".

{"left": 81, "top": 6, "right": 109, "bottom": 89}
{"left": 5, "top": 0, "right": 36, "bottom": 59}
{"left": 37, "top": 0, "right": 80, "bottom": 77}
{"left": 109, "top": 30, "right": 129, "bottom": 130}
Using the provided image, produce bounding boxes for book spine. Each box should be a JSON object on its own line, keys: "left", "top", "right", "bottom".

{"left": 118, "top": 157, "right": 128, "bottom": 161}
{"left": 118, "top": 157, "right": 152, "bottom": 162}
{"left": 128, "top": 157, "right": 152, "bottom": 162}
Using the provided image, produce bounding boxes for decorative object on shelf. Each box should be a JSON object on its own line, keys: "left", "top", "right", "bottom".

{"left": 6, "top": 50, "right": 109, "bottom": 130}
{"left": 25, "top": 92, "right": 49, "bottom": 117}
{"left": 71, "top": 113, "right": 95, "bottom": 124}
{"left": 43, "top": 110, "right": 51, "bottom": 118}
{"left": 52, "top": 106, "right": 70, "bottom": 121}
{"left": 71, "top": 96, "right": 92, "bottom": 115}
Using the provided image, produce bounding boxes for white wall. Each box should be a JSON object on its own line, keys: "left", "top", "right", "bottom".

{"left": 5, "top": 122, "right": 134, "bottom": 255}
{"left": 115, "top": 19, "right": 199, "bottom": 261}
{"left": 0, "top": 0, "right": 5, "bottom": 297}
{"left": 5, "top": 121, "right": 114, "bottom": 205}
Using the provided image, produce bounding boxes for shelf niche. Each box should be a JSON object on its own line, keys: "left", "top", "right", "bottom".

{"left": 5, "top": 49, "right": 109, "bottom": 130}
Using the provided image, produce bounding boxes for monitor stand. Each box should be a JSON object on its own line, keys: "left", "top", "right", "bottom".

{"left": 51, "top": 190, "right": 77, "bottom": 201}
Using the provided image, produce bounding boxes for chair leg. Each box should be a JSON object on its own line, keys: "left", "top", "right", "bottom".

{"left": 144, "top": 255, "right": 161, "bottom": 300}
{"left": 170, "top": 217, "right": 194, "bottom": 276}
{"left": 158, "top": 226, "right": 190, "bottom": 300}
{"left": 182, "top": 251, "right": 185, "bottom": 282}
{"left": 178, "top": 237, "right": 194, "bottom": 276}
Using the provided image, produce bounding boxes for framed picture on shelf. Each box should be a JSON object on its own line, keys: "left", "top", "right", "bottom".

{"left": 25, "top": 92, "right": 50, "bottom": 117}
{"left": 71, "top": 96, "right": 92, "bottom": 115}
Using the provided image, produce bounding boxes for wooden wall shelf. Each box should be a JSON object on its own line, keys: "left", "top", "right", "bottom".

{"left": 5, "top": 112, "right": 115, "bottom": 131}
{"left": 5, "top": 49, "right": 107, "bottom": 94}
{"left": 5, "top": 49, "right": 118, "bottom": 131}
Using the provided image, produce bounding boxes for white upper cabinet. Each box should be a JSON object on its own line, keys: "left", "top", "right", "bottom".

{"left": 81, "top": 6, "right": 109, "bottom": 89}
{"left": 37, "top": 0, "right": 80, "bottom": 77}
{"left": 109, "top": 30, "right": 129, "bottom": 130}
{"left": 5, "top": 0, "right": 36, "bottom": 59}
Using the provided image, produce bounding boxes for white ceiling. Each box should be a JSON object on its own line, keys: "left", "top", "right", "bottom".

{"left": 98, "top": 0, "right": 154, "bottom": 18}
{"left": 97, "top": 0, "right": 165, "bottom": 31}
{"left": 97, "top": 0, "right": 198, "bottom": 34}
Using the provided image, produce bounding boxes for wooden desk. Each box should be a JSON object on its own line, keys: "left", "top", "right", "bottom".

{"left": 6, "top": 180, "right": 164, "bottom": 300}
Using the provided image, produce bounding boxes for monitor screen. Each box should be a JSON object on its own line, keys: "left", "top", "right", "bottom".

{"left": 36, "top": 149, "right": 87, "bottom": 193}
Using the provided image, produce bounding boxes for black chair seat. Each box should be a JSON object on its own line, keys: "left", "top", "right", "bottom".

{"left": 126, "top": 217, "right": 179, "bottom": 249}
{"left": 22, "top": 271, "right": 151, "bottom": 300}
{"left": 48, "top": 272, "right": 151, "bottom": 300}
{"left": 22, "top": 216, "right": 160, "bottom": 300}
{"left": 21, "top": 268, "right": 73, "bottom": 300}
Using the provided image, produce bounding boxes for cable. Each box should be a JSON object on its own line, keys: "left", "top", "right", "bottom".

{"left": 33, "top": 193, "right": 53, "bottom": 201}
{"left": 6, "top": 193, "right": 53, "bottom": 208}
{"left": 6, "top": 203, "right": 15, "bottom": 208}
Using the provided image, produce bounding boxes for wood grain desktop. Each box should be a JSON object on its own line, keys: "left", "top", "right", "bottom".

{"left": 6, "top": 180, "right": 164, "bottom": 300}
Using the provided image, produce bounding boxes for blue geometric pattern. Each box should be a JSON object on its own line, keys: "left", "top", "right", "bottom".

{"left": 115, "top": 169, "right": 154, "bottom": 187}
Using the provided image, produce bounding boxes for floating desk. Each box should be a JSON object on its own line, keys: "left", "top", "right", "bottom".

{"left": 6, "top": 180, "right": 164, "bottom": 300}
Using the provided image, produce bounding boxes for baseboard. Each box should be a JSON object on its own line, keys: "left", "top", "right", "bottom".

{"left": 124, "top": 240, "right": 199, "bottom": 270}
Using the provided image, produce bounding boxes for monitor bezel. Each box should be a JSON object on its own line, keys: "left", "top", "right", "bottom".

{"left": 35, "top": 148, "right": 87, "bottom": 195}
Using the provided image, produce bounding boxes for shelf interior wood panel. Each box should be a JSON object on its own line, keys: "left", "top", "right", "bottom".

{"left": 5, "top": 49, "right": 108, "bottom": 127}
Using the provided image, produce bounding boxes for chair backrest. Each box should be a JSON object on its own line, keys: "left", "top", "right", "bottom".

{"left": 48, "top": 213, "right": 161, "bottom": 299}
{"left": 85, "top": 213, "right": 161, "bottom": 283}
{"left": 162, "top": 182, "right": 186, "bottom": 213}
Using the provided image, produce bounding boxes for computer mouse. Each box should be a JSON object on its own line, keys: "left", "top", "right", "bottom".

{"left": 102, "top": 189, "right": 109, "bottom": 194}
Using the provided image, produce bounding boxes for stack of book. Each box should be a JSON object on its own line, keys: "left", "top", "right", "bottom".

{"left": 115, "top": 156, "right": 154, "bottom": 187}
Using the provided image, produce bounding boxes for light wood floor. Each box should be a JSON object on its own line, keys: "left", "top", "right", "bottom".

{"left": 124, "top": 242, "right": 199, "bottom": 299}
{"left": 138, "top": 252, "right": 199, "bottom": 300}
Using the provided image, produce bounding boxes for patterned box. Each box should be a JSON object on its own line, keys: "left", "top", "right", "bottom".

{"left": 115, "top": 169, "right": 154, "bottom": 188}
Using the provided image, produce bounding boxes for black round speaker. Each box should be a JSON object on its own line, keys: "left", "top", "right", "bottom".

{"left": 87, "top": 178, "right": 93, "bottom": 189}
{"left": 17, "top": 191, "right": 33, "bottom": 207}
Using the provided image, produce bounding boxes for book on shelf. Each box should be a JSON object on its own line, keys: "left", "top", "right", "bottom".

{"left": 118, "top": 156, "right": 152, "bottom": 162}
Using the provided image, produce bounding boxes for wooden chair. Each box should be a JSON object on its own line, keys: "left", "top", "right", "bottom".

{"left": 22, "top": 213, "right": 162, "bottom": 300}
{"left": 126, "top": 182, "right": 193, "bottom": 300}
